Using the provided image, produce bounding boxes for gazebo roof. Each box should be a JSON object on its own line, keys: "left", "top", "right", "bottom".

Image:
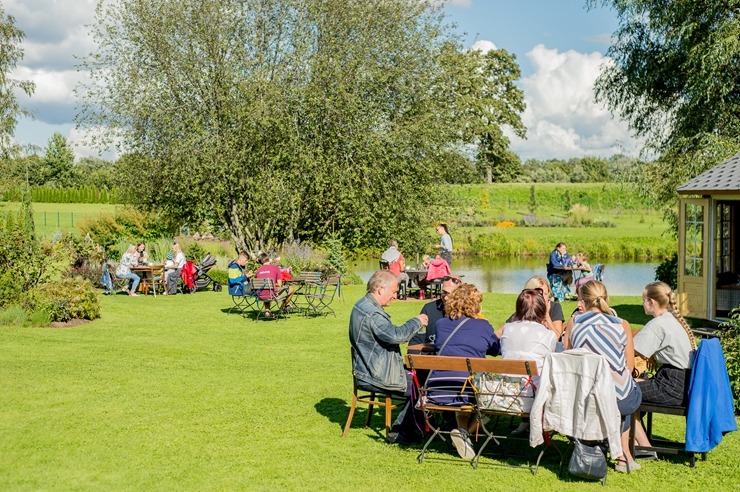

{"left": 677, "top": 153, "right": 740, "bottom": 195}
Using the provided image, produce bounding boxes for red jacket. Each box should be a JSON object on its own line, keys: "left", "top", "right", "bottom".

{"left": 181, "top": 261, "right": 196, "bottom": 290}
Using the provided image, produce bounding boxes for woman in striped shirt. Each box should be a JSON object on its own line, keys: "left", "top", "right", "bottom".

{"left": 564, "top": 280, "right": 642, "bottom": 472}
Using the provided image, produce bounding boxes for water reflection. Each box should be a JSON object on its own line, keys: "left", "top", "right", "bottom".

{"left": 350, "top": 257, "right": 657, "bottom": 296}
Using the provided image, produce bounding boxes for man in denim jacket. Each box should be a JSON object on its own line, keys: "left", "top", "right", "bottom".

{"left": 349, "top": 270, "right": 428, "bottom": 444}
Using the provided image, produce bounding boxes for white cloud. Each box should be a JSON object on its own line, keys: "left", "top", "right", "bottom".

{"left": 470, "top": 39, "right": 497, "bottom": 53}
{"left": 507, "top": 43, "right": 642, "bottom": 160}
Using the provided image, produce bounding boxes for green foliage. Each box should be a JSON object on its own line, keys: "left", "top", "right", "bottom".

{"left": 80, "top": 0, "right": 526, "bottom": 253}
{"left": 43, "top": 133, "right": 76, "bottom": 187}
{"left": 0, "top": 305, "right": 27, "bottom": 326}
{"left": 0, "top": 6, "right": 35, "bottom": 155}
{"left": 186, "top": 242, "right": 206, "bottom": 263}
{"left": 206, "top": 269, "right": 228, "bottom": 286}
{"left": 562, "top": 190, "right": 571, "bottom": 212}
{"left": 719, "top": 309, "right": 740, "bottom": 414}
{"left": 3, "top": 185, "right": 123, "bottom": 203}
{"left": 322, "top": 233, "right": 348, "bottom": 275}
{"left": 23, "top": 277, "right": 100, "bottom": 322}
{"left": 78, "top": 206, "right": 176, "bottom": 256}
{"left": 528, "top": 184, "right": 537, "bottom": 214}
{"left": 591, "top": 0, "right": 740, "bottom": 230}
{"left": 654, "top": 253, "right": 679, "bottom": 290}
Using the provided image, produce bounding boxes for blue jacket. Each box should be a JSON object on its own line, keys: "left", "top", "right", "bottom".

{"left": 686, "top": 338, "right": 737, "bottom": 452}
{"left": 547, "top": 250, "right": 571, "bottom": 277}
{"left": 349, "top": 293, "right": 422, "bottom": 392}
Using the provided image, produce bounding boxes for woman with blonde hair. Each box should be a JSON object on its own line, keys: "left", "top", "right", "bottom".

{"left": 430, "top": 283, "right": 499, "bottom": 459}
{"left": 115, "top": 244, "right": 140, "bottom": 296}
{"left": 635, "top": 281, "right": 696, "bottom": 405}
{"left": 565, "top": 280, "right": 641, "bottom": 472}
{"left": 501, "top": 275, "right": 565, "bottom": 339}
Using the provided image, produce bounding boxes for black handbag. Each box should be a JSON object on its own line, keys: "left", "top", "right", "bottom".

{"left": 568, "top": 439, "right": 608, "bottom": 481}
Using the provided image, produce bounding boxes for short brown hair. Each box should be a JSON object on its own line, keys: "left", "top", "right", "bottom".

{"left": 513, "top": 289, "right": 547, "bottom": 322}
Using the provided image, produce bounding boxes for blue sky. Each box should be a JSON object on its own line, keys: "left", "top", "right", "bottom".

{"left": 7, "top": 0, "right": 640, "bottom": 161}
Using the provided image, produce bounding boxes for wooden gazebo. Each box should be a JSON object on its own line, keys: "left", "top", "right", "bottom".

{"left": 677, "top": 153, "right": 740, "bottom": 320}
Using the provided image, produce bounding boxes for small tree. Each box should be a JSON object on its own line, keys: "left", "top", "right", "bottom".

{"left": 528, "top": 184, "right": 537, "bottom": 214}
{"left": 44, "top": 133, "right": 76, "bottom": 187}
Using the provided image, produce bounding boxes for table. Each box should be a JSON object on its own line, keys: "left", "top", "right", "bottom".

{"left": 404, "top": 268, "right": 428, "bottom": 291}
{"left": 130, "top": 264, "right": 164, "bottom": 296}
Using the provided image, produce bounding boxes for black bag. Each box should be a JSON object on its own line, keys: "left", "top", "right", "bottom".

{"left": 568, "top": 439, "right": 607, "bottom": 481}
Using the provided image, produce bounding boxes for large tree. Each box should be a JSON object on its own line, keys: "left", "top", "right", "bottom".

{"left": 79, "top": 0, "right": 525, "bottom": 252}
{"left": 0, "top": 4, "right": 35, "bottom": 158}
{"left": 44, "top": 132, "right": 76, "bottom": 187}
{"left": 590, "top": 0, "right": 740, "bottom": 226}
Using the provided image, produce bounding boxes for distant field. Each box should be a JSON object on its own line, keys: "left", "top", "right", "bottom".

{"left": 0, "top": 202, "right": 117, "bottom": 237}
{"left": 444, "top": 183, "right": 675, "bottom": 259}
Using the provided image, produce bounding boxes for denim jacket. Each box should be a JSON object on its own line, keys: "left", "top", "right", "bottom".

{"left": 349, "top": 293, "right": 422, "bottom": 392}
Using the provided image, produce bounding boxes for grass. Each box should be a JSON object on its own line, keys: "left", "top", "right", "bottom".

{"left": 1, "top": 285, "right": 738, "bottom": 490}
{"left": 0, "top": 202, "right": 117, "bottom": 237}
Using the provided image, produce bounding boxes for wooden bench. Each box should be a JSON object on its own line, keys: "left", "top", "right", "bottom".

{"left": 407, "top": 355, "right": 560, "bottom": 473}
{"left": 629, "top": 402, "right": 706, "bottom": 467}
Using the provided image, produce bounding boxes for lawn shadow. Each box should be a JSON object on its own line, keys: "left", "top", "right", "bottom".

{"left": 315, "top": 397, "right": 352, "bottom": 434}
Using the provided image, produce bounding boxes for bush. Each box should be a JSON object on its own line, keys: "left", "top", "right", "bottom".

{"left": 655, "top": 253, "right": 678, "bottom": 290}
{"left": 0, "top": 306, "right": 28, "bottom": 327}
{"left": 23, "top": 278, "right": 101, "bottom": 322}
{"left": 719, "top": 309, "right": 740, "bottom": 414}
{"left": 79, "top": 206, "right": 176, "bottom": 258}
{"left": 207, "top": 269, "right": 228, "bottom": 286}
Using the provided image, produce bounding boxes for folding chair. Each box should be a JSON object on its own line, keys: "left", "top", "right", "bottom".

{"left": 289, "top": 271, "right": 322, "bottom": 314}
{"left": 343, "top": 347, "right": 405, "bottom": 438}
{"left": 305, "top": 274, "right": 341, "bottom": 317}
{"left": 249, "top": 277, "right": 285, "bottom": 321}
{"left": 468, "top": 358, "right": 562, "bottom": 473}
{"left": 406, "top": 355, "right": 478, "bottom": 466}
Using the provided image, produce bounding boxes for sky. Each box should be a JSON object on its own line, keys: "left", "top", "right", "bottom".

{"left": 6, "top": 0, "right": 641, "bottom": 162}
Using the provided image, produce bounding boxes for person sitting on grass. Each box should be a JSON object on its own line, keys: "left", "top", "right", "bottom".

{"left": 429, "top": 283, "right": 500, "bottom": 459}
{"left": 116, "top": 244, "right": 140, "bottom": 297}
{"left": 253, "top": 253, "right": 293, "bottom": 317}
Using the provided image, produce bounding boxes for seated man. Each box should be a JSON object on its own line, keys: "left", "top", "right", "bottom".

{"left": 381, "top": 239, "right": 410, "bottom": 296}
{"left": 227, "top": 251, "right": 254, "bottom": 296}
{"left": 547, "top": 242, "right": 573, "bottom": 286}
{"left": 254, "top": 253, "right": 293, "bottom": 316}
{"left": 349, "top": 270, "right": 428, "bottom": 444}
{"left": 408, "top": 273, "right": 463, "bottom": 350}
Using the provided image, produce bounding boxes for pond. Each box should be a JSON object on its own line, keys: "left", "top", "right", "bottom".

{"left": 349, "top": 256, "right": 658, "bottom": 296}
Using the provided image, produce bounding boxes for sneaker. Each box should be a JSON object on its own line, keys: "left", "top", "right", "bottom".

{"left": 510, "top": 422, "right": 529, "bottom": 436}
{"left": 635, "top": 450, "right": 658, "bottom": 460}
{"left": 450, "top": 428, "right": 475, "bottom": 459}
{"left": 614, "top": 460, "right": 641, "bottom": 472}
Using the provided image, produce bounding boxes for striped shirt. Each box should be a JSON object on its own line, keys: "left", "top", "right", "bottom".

{"left": 570, "top": 311, "right": 635, "bottom": 400}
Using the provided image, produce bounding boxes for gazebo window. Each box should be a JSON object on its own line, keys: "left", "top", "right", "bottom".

{"left": 717, "top": 203, "right": 732, "bottom": 274}
{"left": 684, "top": 203, "right": 704, "bottom": 276}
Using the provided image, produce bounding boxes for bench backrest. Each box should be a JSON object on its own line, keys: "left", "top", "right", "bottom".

{"left": 468, "top": 358, "right": 539, "bottom": 377}
{"left": 406, "top": 355, "right": 471, "bottom": 372}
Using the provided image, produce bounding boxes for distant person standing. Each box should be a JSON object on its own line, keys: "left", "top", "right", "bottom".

{"left": 434, "top": 223, "right": 453, "bottom": 265}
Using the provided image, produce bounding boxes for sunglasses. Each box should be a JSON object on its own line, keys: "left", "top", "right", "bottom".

{"left": 443, "top": 276, "right": 462, "bottom": 285}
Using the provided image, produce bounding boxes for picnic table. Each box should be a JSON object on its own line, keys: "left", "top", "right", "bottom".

{"left": 130, "top": 264, "right": 164, "bottom": 296}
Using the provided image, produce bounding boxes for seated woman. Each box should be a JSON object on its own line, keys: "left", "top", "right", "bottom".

{"left": 631, "top": 281, "right": 696, "bottom": 455}
{"left": 135, "top": 242, "right": 149, "bottom": 265}
{"left": 500, "top": 276, "right": 565, "bottom": 340}
{"left": 165, "top": 243, "right": 187, "bottom": 295}
{"left": 499, "top": 288, "right": 557, "bottom": 435}
{"left": 564, "top": 280, "right": 642, "bottom": 472}
{"left": 419, "top": 254, "right": 450, "bottom": 299}
{"left": 116, "top": 244, "right": 140, "bottom": 297}
{"left": 430, "top": 283, "right": 500, "bottom": 459}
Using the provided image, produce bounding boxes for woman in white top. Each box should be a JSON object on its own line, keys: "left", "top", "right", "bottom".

{"left": 166, "top": 243, "right": 187, "bottom": 295}
{"left": 499, "top": 288, "right": 557, "bottom": 435}
{"left": 115, "top": 244, "right": 140, "bottom": 296}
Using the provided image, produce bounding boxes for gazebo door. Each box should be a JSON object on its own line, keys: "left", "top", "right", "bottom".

{"left": 678, "top": 198, "right": 709, "bottom": 318}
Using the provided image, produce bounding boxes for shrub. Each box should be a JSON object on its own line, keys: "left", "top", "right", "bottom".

{"left": 79, "top": 206, "right": 176, "bottom": 257}
{"left": 322, "top": 234, "right": 348, "bottom": 275}
{"left": 497, "top": 221, "right": 516, "bottom": 228}
{"left": 23, "top": 278, "right": 100, "bottom": 322}
{"left": 719, "top": 309, "right": 740, "bottom": 414}
{"left": 207, "top": 269, "right": 228, "bottom": 286}
{"left": 655, "top": 253, "right": 678, "bottom": 290}
{"left": 0, "top": 306, "right": 27, "bottom": 326}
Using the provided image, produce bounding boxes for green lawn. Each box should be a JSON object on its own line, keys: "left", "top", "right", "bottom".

{"left": 1, "top": 286, "right": 737, "bottom": 490}
{"left": 0, "top": 202, "right": 117, "bottom": 237}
